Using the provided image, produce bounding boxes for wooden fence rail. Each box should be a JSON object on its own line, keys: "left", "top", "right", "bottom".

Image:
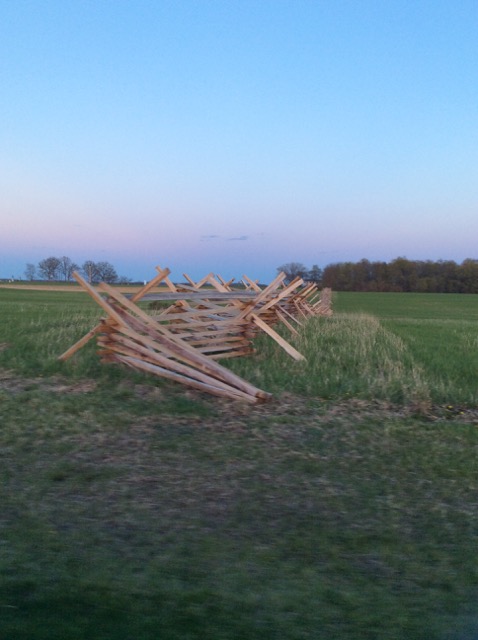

{"left": 59, "top": 266, "right": 332, "bottom": 402}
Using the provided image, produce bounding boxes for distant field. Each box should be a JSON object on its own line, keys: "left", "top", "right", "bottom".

{"left": 1, "top": 288, "right": 477, "bottom": 639}
{"left": 334, "top": 290, "right": 478, "bottom": 321}
{"left": 0, "top": 281, "right": 143, "bottom": 292}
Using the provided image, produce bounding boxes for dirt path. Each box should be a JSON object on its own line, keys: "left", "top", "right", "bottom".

{"left": 0, "top": 283, "right": 141, "bottom": 292}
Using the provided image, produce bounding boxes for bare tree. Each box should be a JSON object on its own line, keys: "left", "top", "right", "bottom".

{"left": 38, "top": 256, "right": 61, "bottom": 281}
{"left": 58, "top": 256, "right": 79, "bottom": 281}
{"left": 82, "top": 260, "right": 98, "bottom": 284}
{"left": 95, "top": 261, "right": 118, "bottom": 283}
{"left": 277, "top": 262, "right": 308, "bottom": 284}
{"left": 82, "top": 260, "right": 118, "bottom": 283}
{"left": 306, "top": 264, "right": 323, "bottom": 284}
{"left": 24, "top": 263, "right": 36, "bottom": 281}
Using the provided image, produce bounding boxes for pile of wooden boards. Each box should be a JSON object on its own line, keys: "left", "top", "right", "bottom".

{"left": 59, "top": 266, "right": 332, "bottom": 403}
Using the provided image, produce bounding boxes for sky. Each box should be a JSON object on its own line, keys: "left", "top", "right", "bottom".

{"left": 1, "top": 0, "right": 477, "bottom": 283}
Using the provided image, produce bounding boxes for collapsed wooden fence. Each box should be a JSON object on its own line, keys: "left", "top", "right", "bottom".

{"left": 59, "top": 266, "right": 332, "bottom": 403}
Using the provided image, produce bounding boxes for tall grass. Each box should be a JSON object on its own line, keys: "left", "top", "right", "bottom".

{"left": 263, "top": 314, "right": 429, "bottom": 404}
{"left": 231, "top": 311, "right": 477, "bottom": 408}
{"left": 1, "top": 290, "right": 102, "bottom": 376}
{"left": 329, "top": 291, "right": 478, "bottom": 405}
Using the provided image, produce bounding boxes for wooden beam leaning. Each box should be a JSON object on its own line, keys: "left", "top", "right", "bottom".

{"left": 154, "top": 265, "right": 183, "bottom": 294}
{"left": 130, "top": 266, "right": 172, "bottom": 302}
{"left": 58, "top": 271, "right": 125, "bottom": 360}
{"left": 216, "top": 274, "right": 235, "bottom": 288}
{"left": 250, "top": 314, "right": 305, "bottom": 361}
{"left": 58, "top": 322, "right": 104, "bottom": 362}
{"left": 98, "top": 331, "right": 258, "bottom": 402}
{"left": 242, "top": 275, "right": 262, "bottom": 292}
{"left": 115, "top": 355, "right": 256, "bottom": 402}
{"left": 58, "top": 268, "right": 171, "bottom": 361}
{"left": 219, "top": 274, "right": 308, "bottom": 360}
{"left": 274, "top": 309, "right": 299, "bottom": 336}
{"left": 96, "top": 282, "right": 271, "bottom": 401}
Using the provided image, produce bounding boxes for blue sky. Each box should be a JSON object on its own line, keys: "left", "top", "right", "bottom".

{"left": 1, "top": 0, "right": 477, "bottom": 282}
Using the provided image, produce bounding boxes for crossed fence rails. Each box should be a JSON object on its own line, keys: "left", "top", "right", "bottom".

{"left": 59, "top": 266, "right": 332, "bottom": 403}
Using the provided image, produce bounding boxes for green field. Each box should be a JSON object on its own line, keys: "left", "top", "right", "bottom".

{"left": 1, "top": 288, "right": 477, "bottom": 639}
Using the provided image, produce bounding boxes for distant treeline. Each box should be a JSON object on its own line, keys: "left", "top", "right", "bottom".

{"left": 278, "top": 258, "right": 478, "bottom": 293}
{"left": 323, "top": 258, "right": 478, "bottom": 293}
{"left": 25, "top": 257, "right": 131, "bottom": 284}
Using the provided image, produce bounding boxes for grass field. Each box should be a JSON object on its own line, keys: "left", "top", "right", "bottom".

{"left": 1, "top": 288, "right": 477, "bottom": 639}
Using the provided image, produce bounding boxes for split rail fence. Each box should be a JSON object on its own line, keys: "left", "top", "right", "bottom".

{"left": 59, "top": 266, "right": 332, "bottom": 403}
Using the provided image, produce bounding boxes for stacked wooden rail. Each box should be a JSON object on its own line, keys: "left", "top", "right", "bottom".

{"left": 59, "top": 267, "right": 332, "bottom": 402}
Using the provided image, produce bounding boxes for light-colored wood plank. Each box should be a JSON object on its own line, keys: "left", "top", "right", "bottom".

{"left": 130, "top": 267, "right": 171, "bottom": 302}
{"left": 251, "top": 314, "right": 305, "bottom": 361}
{"left": 58, "top": 322, "right": 104, "bottom": 361}
{"left": 115, "top": 354, "right": 258, "bottom": 402}
{"left": 73, "top": 272, "right": 126, "bottom": 326}
{"left": 101, "top": 294, "right": 271, "bottom": 399}
{"left": 274, "top": 309, "right": 299, "bottom": 336}
{"left": 104, "top": 332, "right": 259, "bottom": 396}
